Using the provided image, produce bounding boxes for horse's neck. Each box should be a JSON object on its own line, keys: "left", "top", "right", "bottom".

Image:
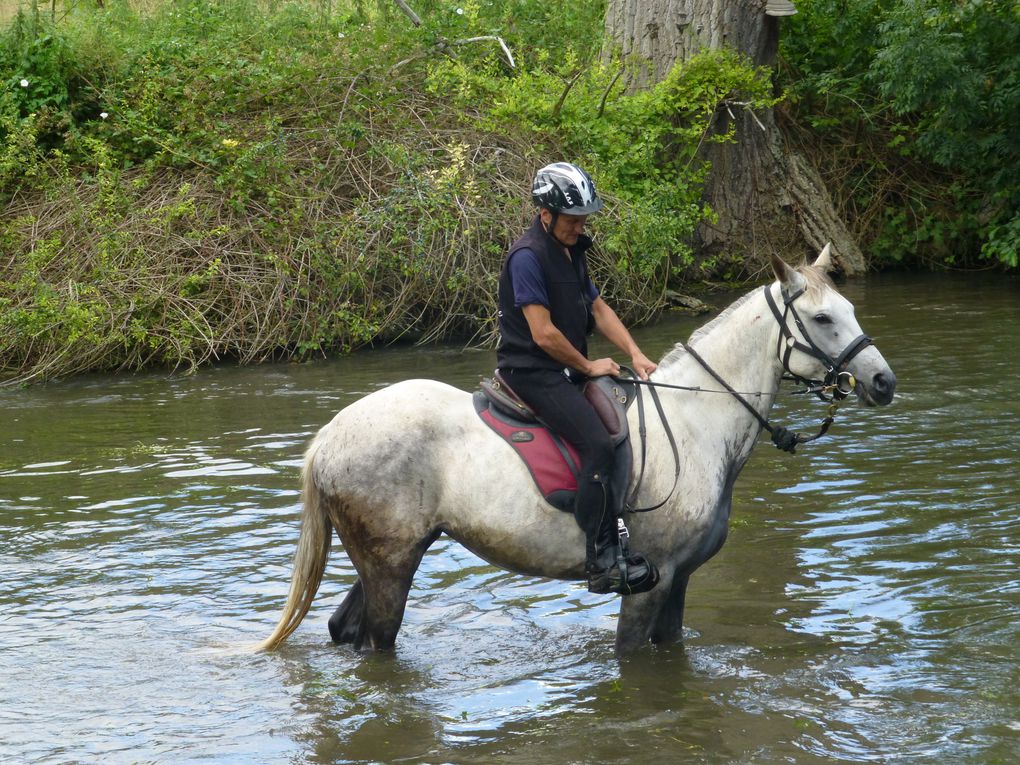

{"left": 653, "top": 289, "right": 782, "bottom": 437}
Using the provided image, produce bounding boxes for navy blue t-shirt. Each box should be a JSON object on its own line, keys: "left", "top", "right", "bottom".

{"left": 508, "top": 248, "right": 599, "bottom": 309}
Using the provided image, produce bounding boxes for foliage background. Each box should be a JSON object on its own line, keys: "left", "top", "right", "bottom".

{"left": 1, "top": 0, "right": 1016, "bottom": 383}
{"left": 780, "top": 0, "right": 1020, "bottom": 268}
{"left": 0, "top": 0, "right": 777, "bottom": 383}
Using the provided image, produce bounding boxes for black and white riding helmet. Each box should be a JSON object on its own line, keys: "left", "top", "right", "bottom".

{"left": 531, "top": 162, "right": 604, "bottom": 215}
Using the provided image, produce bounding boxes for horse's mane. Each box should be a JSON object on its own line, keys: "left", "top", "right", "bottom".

{"left": 658, "top": 264, "right": 834, "bottom": 370}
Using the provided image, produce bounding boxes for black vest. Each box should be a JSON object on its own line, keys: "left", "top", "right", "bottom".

{"left": 497, "top": 216, "right": 596, "bottom": 371}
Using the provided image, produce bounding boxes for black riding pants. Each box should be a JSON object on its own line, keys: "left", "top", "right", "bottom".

{"left": 501, "top": 367, "right": 616, "bottom": 544}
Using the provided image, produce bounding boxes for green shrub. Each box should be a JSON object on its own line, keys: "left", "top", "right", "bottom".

{"left": 782, "top": 0, "right": 1020, "bottom": 268}
{"left": 0, "top": 0, "right": 772, "bottom": 383}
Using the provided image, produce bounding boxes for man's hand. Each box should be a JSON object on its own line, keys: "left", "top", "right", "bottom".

{"left": 630, "top": 352, "right": 657, "bottom": 381}
{"left": 585, "top": 357, "right": 621, "bottom": 377}
{"left": 592, "top": 298, "right": 657, "bottom": 381}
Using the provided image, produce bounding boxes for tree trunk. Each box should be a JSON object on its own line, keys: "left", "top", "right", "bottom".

{"left": 603, "top": 0, "right": 865, "bottom": 274}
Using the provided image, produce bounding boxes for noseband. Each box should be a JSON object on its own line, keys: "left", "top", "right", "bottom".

{"left": 763, "top": 285, "right": 873, "bottom": 402}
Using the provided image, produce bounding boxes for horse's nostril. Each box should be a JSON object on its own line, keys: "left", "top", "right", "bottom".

{"left": 873, "top": 371, "right": 897, "bottom": 399}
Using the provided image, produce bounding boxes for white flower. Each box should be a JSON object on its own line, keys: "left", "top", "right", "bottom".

{"left": 455, "top": 7, "right": 463, "bottom": 14}
{"left": 20, "top": 79, "right": 29, "bottom": 87}
{"left": 337, "top": 32, "right": 345, "bottom": 39}
{"left": 100, "top": 112, "right": 109, "bottom": 119}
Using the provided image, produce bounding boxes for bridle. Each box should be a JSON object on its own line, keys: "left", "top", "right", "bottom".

{"left": 762, "top": 283, "right": 873, "bottom": 404}
{"left": 625, "top": 281, "right": 875, "bottom": 512}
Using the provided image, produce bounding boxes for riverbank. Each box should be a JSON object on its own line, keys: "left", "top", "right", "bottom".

{"left": 3, "top": 0, "right": 1016, "bottom": 385}
{"left": 1, "top": 0, "right": 773, "bottom": 384}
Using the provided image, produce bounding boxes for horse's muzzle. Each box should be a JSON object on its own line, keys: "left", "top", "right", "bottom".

{"left": 859, "top": 370, "right": 897, "bottom": 406}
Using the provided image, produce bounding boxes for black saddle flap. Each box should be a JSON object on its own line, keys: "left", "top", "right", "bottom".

{"left": 584, "top": 377, "right": 634, "bottom": 445}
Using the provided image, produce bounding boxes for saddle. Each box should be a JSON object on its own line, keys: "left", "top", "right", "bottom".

{"left": 472, "top": 371, "right": 636, "bottom": 514}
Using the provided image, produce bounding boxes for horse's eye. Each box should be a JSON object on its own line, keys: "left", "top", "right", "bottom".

{"left": 814, "top": 314, "right": 833, "bottom": 325}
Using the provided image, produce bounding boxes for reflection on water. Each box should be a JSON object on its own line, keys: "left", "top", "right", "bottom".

{"left": 1, "top": 273, "right": 1018, "bottom": 764}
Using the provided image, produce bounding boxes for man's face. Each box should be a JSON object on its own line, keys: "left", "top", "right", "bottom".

{"left": 541, "top": 209, "right": 588, "bottom": 246}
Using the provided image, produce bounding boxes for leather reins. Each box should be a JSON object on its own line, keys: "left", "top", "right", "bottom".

{"left": 623, "top": 283, "right": 874, "bottom": 512}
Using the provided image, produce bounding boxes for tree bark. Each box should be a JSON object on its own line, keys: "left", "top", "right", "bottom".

{"left": 603, "top": 0, "right": 865, "bottom": 274}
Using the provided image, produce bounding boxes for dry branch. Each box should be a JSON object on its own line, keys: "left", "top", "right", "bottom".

{"left": 393, "top": 0, "right": 422, "bottom": 27}
{"left": 391, "top": 35, "right": 516, "bottom": 74}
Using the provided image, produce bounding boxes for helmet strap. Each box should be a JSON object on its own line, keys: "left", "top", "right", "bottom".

{"left": 541, "top": 209, "right": 571, "bottom": 250}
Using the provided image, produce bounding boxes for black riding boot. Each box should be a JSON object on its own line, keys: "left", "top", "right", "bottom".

{"left": 579, "top": 477, "right": 659, "bottom": 596}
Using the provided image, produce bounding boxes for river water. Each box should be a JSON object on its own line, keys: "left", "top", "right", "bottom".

{"left": 1, "top": 272, "right": 1018, "bottom": 765}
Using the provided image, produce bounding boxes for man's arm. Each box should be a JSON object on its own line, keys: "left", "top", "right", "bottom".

{"left": 591, "top": 297, "right": 657, "bottom": 380}
{"left": 522, "top": 304, "right": 620, "bottom": 377}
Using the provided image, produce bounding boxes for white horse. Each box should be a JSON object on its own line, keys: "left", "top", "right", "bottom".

{"left": 258, "top": 248, "right": 896, "bottom": 653}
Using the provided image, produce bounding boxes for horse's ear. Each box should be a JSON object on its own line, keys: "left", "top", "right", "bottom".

{"left": 813, "top": 242, "right": 834, "bottom": 272}
{"left": 770, "top": 252, "right": 806, "bottom": 298}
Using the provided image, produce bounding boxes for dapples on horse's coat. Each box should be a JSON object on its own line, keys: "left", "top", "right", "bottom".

{"left": 258, "top": 247, "right": 896, "bottom": 653}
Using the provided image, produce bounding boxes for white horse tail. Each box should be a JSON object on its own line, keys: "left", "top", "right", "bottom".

{"left": 256, "top": 439, "right": 331, "bottom": 651}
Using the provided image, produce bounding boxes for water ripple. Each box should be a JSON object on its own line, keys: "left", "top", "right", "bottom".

{"left": 2, "top": 274, "right": 1019, "bottom": 764}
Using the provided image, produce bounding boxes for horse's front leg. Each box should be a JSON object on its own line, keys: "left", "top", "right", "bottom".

{"left": 614, "top": 569, "right": 689, "bottom": 652}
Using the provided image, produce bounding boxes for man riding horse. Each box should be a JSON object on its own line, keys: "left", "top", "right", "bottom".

{"left": 258, "top": 199, "right": 896, "bottom": 651}
{"left": 496, "top": 162, "right": 659, "bottom": 596}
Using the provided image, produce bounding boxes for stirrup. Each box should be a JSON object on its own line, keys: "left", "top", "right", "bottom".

{"left": 586, "top": 516, "right": 659, "bottom": 596}
{"left": 587, "top": 552, "right": 659, "bottom": 595}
